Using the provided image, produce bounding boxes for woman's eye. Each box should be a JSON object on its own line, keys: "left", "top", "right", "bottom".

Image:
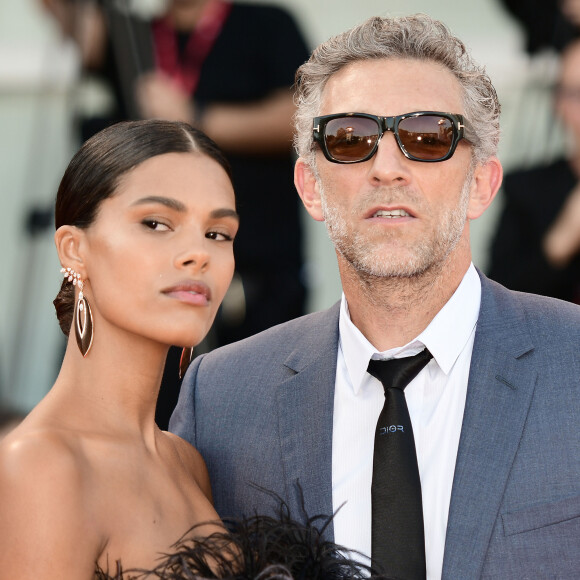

{"left": 143, "top": 219, "right": 170, "bottom": 232}
{"left": 206, "top": 231, "right": 233, "bottom": 242}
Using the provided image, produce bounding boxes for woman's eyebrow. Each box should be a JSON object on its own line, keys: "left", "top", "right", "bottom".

{"left": 210, "top": 208, "right": 240, "bottom": 221}
{"left": 131, "top": 196, "right": 186, "bottom": 212}
{"left": 131, "top": 197, "right": 238, "bottom": 221}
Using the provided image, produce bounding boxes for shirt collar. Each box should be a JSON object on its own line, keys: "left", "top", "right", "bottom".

{"left": 339, "top": 264, "right": 481, "bottom": 395}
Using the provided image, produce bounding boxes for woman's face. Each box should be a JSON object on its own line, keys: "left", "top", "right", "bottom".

{"left": 81, "top": 151, "right": 238, "bottom": 349}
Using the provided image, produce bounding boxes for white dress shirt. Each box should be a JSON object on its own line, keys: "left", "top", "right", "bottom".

{"left": 332, "top": 264, "right": 481, "bottom": 579}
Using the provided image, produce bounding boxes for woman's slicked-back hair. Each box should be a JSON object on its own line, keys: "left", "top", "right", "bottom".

{"left": 294, "top": 13, "right": 501, "bottom": 168}
{"left": 54, "top": 119, "right": 232, "bottom": 336}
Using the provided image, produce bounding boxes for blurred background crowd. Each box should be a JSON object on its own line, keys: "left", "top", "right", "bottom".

{"left": 2, "top": 0, "right": 580, "bottom": 429}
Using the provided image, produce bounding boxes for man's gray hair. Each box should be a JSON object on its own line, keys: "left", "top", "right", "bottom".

{"left": 294, "top": 14, "right": 500, "bottom": 168}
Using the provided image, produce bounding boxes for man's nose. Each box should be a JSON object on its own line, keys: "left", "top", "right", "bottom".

{"left": 367, "top": 133, "right": 412, "bottom": 185}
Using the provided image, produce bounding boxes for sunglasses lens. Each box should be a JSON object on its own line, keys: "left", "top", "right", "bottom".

{"left": 323, "top": 117, "right": 380, "bottom": 162}
{"left": 398, "top": 115, "right": 455, "bottom": 160}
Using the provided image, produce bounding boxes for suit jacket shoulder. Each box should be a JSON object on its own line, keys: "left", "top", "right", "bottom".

{"left": 169, "top": 303, "right": 341, "bottom": 526}
{"left": 479, "top": 272, "right": 580, "bottom": 347}
{"left": 197, "top": 301, "right": 340, "bottom": 379}
{"left": 443, "top": 273, "right": 580, "bottom": 578}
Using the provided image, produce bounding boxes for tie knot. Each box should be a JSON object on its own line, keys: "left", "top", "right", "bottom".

{"left": 367, "top": 348, "right": 433, "bottom": 392}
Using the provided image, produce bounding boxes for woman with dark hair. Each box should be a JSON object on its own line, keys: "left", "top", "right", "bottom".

{"left": 0, "top": 119, "right": 239, "bottom": 578}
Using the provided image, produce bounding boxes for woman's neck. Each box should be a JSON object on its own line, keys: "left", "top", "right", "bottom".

{"left": 49, "top": 331, "right": 169, "bottom": 440}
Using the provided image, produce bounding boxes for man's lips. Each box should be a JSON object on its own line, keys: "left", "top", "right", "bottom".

{"left": 366, "top": 206, "right": 415, "bottom": 220}
{"left": 162, "top": 281, "right": 211, "bottom": 306}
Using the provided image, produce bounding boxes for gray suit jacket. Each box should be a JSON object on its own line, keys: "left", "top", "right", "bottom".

{"left": 170, "top": 273, "right": 580, "bottom": 578}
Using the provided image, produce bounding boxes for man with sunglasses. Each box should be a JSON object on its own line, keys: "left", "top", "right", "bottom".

{"left": 171, "top": 14, "right": 580, "bottom": 580}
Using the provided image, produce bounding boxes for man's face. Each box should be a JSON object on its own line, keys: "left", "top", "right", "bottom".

{"left": 312, "top": 58, "right": 476, "bottom": 279}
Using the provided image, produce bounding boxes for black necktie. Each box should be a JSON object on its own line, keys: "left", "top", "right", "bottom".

{"left": 367, "top": 348, "right": 433, "bottom": 580}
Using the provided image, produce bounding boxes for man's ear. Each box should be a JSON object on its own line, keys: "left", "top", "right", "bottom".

{"left": 294, "top": 158, "right": 324, "bottom": 222}
{"left": 467, "top": 156, "right": 503, "bottom": 220}
{"left": 54, "top": 225, "right": 88, "bottom": 278}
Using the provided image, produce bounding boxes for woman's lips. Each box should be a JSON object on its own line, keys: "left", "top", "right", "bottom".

{"left": 162, "top": 281, "right": 211, "bottom": 306}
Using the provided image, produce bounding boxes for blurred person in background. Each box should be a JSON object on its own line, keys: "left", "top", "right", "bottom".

{"left": 500, "top": 0, "right": 580, "bottom": 54}
{"left": 489, "top": 38, "right": 580, "bottom": 302}
{"left": 562, "top": 0, "right": 580, "bottom": 27}
{"left": 39, "top": 0, "right": 310, "bottom": 428}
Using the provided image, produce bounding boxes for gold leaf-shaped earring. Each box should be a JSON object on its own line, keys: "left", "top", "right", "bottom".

{"left": 74, "top": 279, "right": 94, "bottom": 357}
{"left": 179, "top": 347, "right": 194, "bottom": 379}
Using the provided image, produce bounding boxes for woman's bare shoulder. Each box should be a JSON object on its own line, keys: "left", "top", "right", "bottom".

{"left": 0, "top": 425, "right": 103, "bottom": 578}
{"left": 163, "top": 430, "right": 204, "bottom": 462}
{"left": 0, "top": 423, "right": 82, "bottom": 483}
{"left": 0, "top": 423, "right": 92, "bottom": 526}
{"left": 161, "top": 431, "right": 212, "bottom": 499}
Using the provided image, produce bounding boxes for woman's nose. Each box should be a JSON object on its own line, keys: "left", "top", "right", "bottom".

{"left": 175, "top": 240, "right": 210, "bottom": 273}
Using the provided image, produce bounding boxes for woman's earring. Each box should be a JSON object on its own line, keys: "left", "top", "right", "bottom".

{"left": 61, "top": 267, "right": 94, "bottom": 357}
{"left": 179, "top": 347, "right": 194, "bottom": 379}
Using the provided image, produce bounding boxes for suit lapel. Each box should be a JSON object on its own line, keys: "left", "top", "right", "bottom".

{"left": 276, "top": 302, "right": 340, "bottom": 540}
{"left": 442, "top": 275, "right": 538, "bottom": 578}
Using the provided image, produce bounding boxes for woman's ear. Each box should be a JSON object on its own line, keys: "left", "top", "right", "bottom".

{"left": 467, "top": 156, "right": 503, "bottom": 220}
{"left": 54, "top": 226, "right": 87, "bottom": 277}
{"left": 294, "top": 158, "right": 324, "bottom": 222}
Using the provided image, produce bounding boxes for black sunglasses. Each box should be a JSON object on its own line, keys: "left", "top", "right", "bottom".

{"left": 312, "top": 111, "right": 467, "bottom": 163}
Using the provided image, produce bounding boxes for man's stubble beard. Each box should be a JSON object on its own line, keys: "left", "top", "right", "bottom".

{"left": 318, "top": 169, "right": 473, "bottom": 280}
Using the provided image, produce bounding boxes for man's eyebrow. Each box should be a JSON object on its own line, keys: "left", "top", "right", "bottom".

{"left": 131, "top": 196, "right": 187, "bottom": 212}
